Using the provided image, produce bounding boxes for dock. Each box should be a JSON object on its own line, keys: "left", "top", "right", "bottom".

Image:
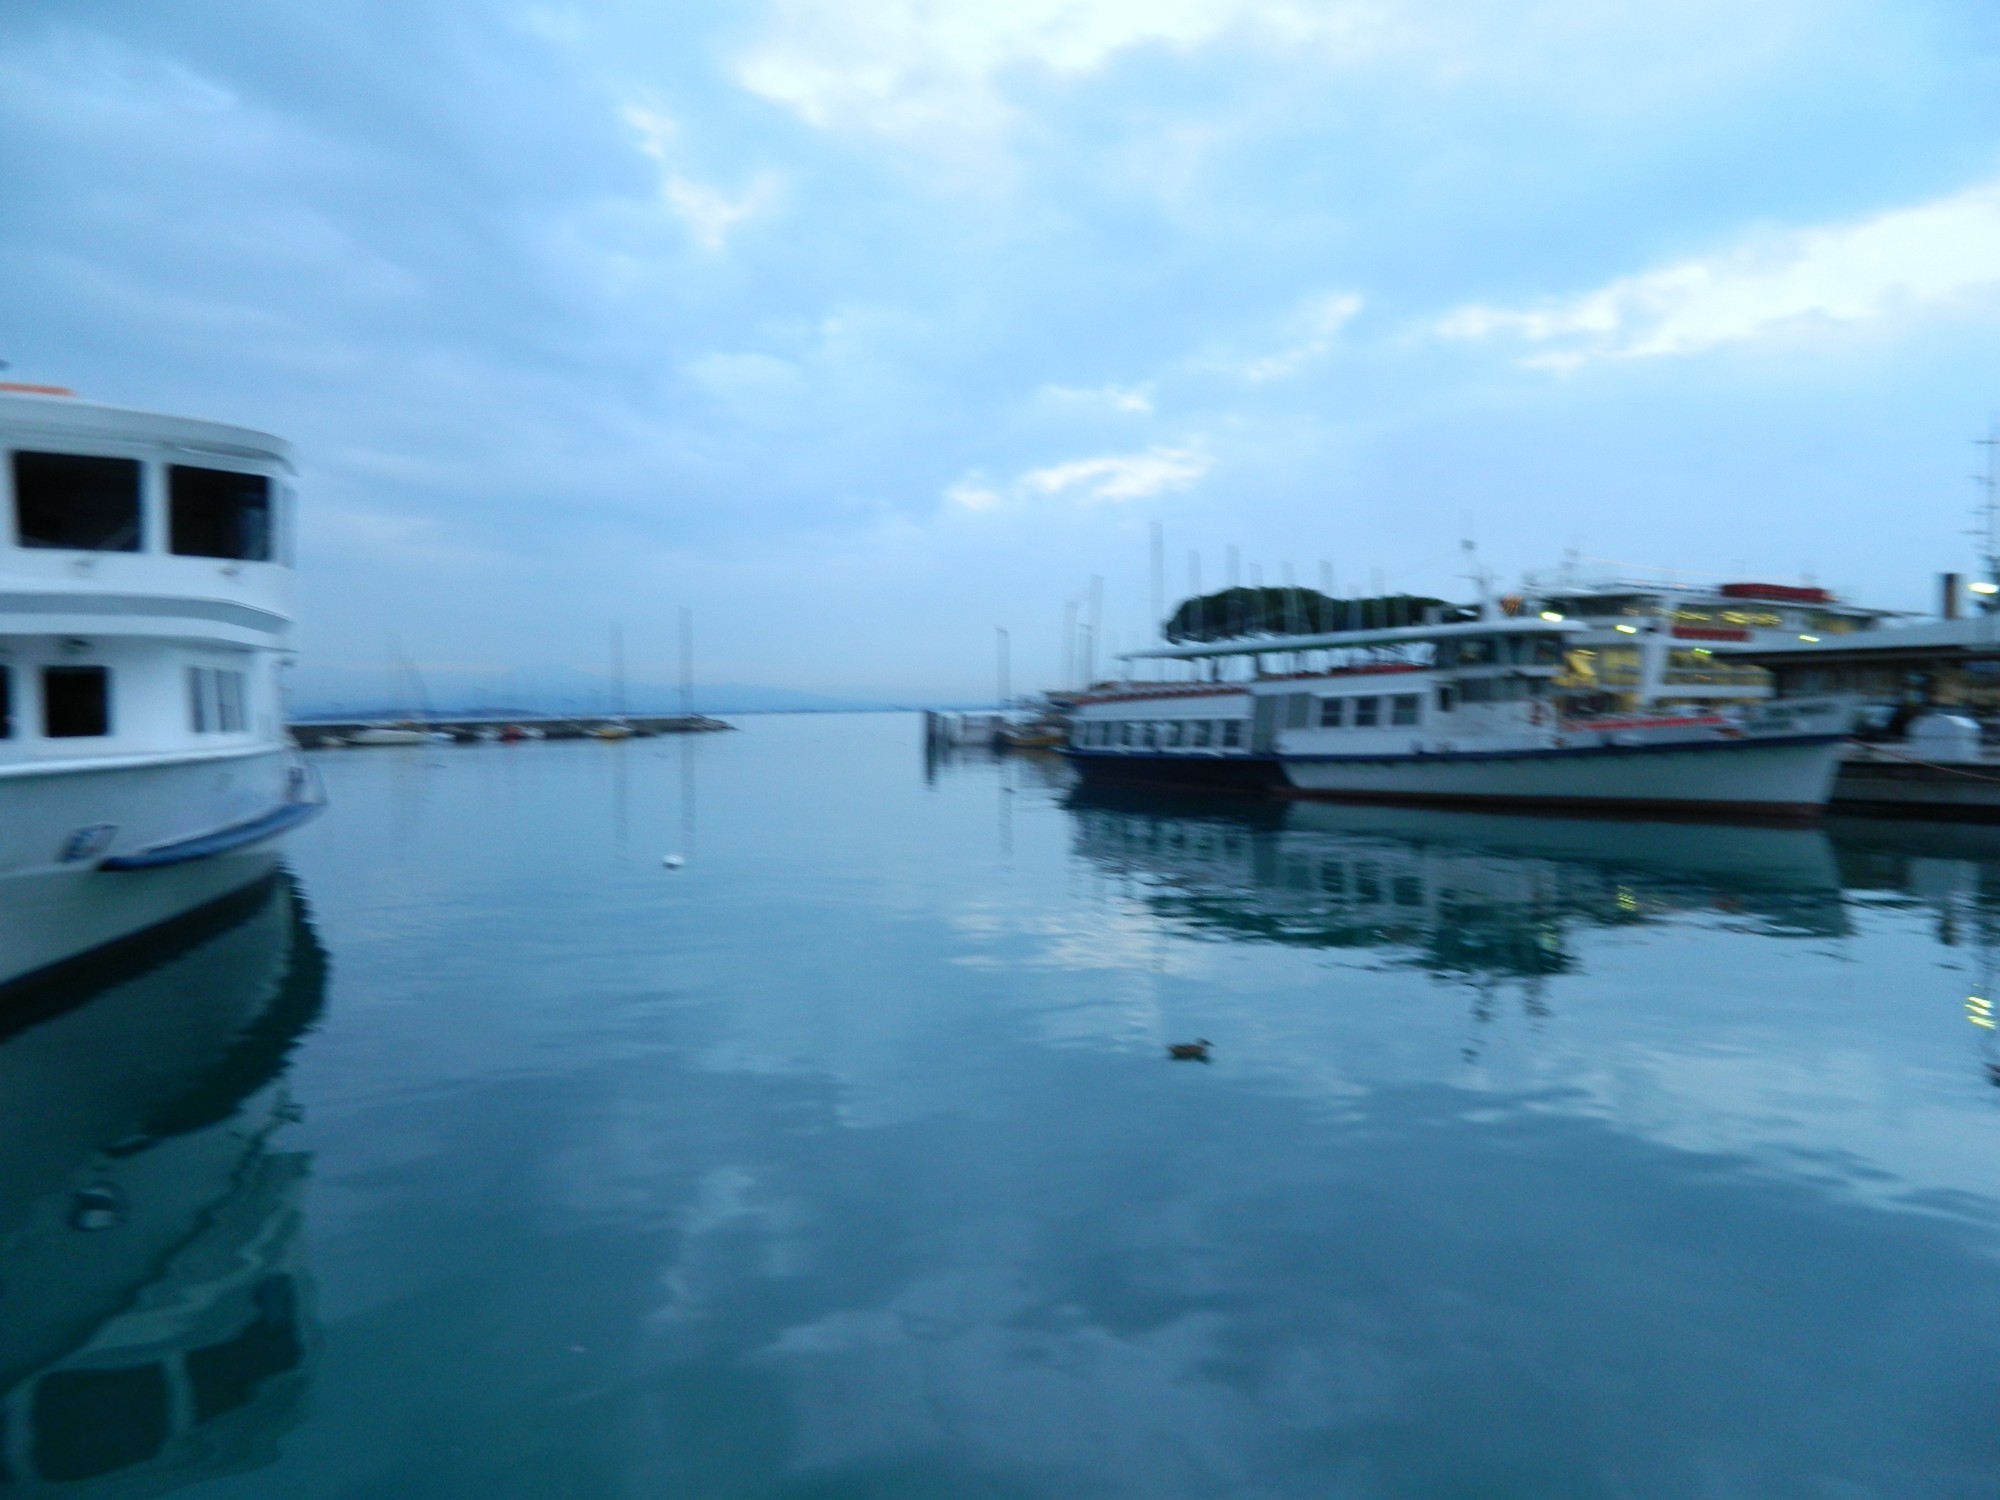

{"left": 290, "top": 714, "right": 734, "bottom": 748}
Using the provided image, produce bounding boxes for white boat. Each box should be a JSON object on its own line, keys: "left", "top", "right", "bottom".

{"left": 1065, "top": 612, "right": 1853, "bottom": 818}
{"left": 0, "top": 387, "right": 324, "bottom": 990}
{"left": 342, "top": 725, "right": 430, "bottom": 747}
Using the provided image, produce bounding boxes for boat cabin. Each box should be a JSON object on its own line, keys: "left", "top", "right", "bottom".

{"left": 0, "top": 391, "right": 296, "bottom": 770}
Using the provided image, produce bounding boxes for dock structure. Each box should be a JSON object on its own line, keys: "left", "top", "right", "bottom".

{"left": 290, "top": 714, "right": 733, "bottom": 748}
{"left": 1725, "top": 601, "right": 2000, "bottom": 817}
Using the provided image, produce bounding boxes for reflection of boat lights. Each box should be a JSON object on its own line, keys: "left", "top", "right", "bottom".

{"left": 1969, "top": 995, "right": 1995, "bottom": 1030}
{"left": 1616, "top": 889, "right": 1639, "bottom": 913}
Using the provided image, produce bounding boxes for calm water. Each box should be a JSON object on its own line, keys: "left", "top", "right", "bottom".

{"left": 7, "top": 712, "right": 2000, "bottom": 1498}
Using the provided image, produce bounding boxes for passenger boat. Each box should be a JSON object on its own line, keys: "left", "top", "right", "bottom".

{"left": 1064, "top": 611, "right": 1852, "bottom": 817}
{"left": 0, "top": 387, "right": 324, "bottom": 990}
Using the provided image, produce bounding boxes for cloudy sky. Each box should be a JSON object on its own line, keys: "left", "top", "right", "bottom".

{"left": 5, "top": 0, "right": 2000, "bottom": 702}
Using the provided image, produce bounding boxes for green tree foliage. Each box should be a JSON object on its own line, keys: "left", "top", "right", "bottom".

{"left": 1163, "top": 588, "right": 1458, "bottom": 642}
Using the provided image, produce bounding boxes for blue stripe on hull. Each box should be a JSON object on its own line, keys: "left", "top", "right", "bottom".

{"left": 99, "top": 799, "right": 325, "bottom": 871}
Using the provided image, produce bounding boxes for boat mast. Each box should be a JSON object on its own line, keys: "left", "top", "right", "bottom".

{"left": 1976, "top": 414, "right": 2000, "bottom": 603}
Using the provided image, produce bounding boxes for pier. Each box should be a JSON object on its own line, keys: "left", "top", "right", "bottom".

{"left": 290, "top": 714, "right": 734, "bottom": 748}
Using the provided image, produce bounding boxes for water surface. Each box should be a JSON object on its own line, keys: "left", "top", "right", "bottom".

{"left": 7, "top": 713, "right": 2000, "bottom": 1498}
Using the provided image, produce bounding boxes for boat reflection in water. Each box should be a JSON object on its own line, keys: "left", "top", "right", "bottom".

{"left": 0, "top": 860, "right": 326, "bottom": 1493}
{"left": 1068, "top": 788, "right": 1848, "bottom": 1001}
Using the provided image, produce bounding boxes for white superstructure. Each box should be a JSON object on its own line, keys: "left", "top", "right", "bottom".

{"left": 0, "top": 388, "right": 322, "bottom": 989}
{"left": 1066, "top": 613, "right": 1852, "bottom": 817}
{"left": 1518, "top": 574, "right": 1890, "bottom": 714}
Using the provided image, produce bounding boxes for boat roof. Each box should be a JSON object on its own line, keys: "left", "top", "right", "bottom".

{"left": 1720, "top": 616, "right": 2000, "bottom": 662}
{"left": 0, "top": 389, "right": 293, "bottom": 470}
{"left": 1124, "top": 615, "right": 1581, "bottom": 663}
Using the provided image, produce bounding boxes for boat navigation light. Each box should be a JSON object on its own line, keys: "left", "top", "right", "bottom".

{"left": 1539, "top": 610, "right": 1563, "bottom": 623}
{"left": 1971, "top": 581, "right": 1999, "bottom": 596}
{"left": 1614, "top": 623, "right": 1638, "bottom": 634}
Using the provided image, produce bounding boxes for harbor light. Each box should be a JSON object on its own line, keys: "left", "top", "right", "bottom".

{"left": 1972, "top": 582, "right": 2000, "bottom": 596}
{"left": 1539, "top": 610, "right": 1563, "bottom": 622}
{"left": 1614, "top": 624, "right": 1638, "bottom": 635}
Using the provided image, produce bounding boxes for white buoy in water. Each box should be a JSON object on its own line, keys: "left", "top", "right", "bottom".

{"left": 662, "top": 853, "right": 686, "bottom": 869}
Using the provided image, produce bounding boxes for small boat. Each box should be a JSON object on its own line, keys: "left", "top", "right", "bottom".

{"left": 344, "top": 725, "right": 430, "bottom": 747}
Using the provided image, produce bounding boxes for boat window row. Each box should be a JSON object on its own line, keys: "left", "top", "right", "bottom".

{"left": 1317, "top": 693, "right": 1422, "bottom": 728}
{"left": 1455, "top": 676, "right": 1545, "bottom": 703}
{"left": 1436, "top": 635, "right": 1565, "bottom": 669}
{"left": 9, "top": 451, "right": 276, "bottom": 562}
{"left": 187, "top": 667, "right": 248, "bottom": 733}
{"left": 0, "top": 664, "right": 111, "bottom": 739}
{"left": 1078, "top": 719, "right": 1246, "bottom": 750}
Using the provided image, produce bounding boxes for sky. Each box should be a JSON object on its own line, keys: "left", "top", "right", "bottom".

{"left": 4, "top": 0, "right": 2000, "bottom": 704}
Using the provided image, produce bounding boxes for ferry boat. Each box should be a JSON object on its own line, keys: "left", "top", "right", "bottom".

{"left": 0, "top": 387, "right": 323, "bottom": 990}
{"left": 1064, "top": 609, "right": 1853, "bottom": 818}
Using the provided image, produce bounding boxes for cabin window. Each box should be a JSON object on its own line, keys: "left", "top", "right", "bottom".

{"left": 31, "top": 1364, "right": 171, "bottom": 1481}
{"left": 1119, "top": 722, "right": 1136, "bottom": 747}
{"left": 1222, "top": 720, "right": 1243, "bottom": 748}
{"left": 187, "top": 667, "right": 247, "bottom": 733}
{"left": 1456, "top": 637, "right": 1495, "bottom": 667}
{"left": 1391, "top": 694, "right": 1420, "bottom": 726}
{"left": 1191, "top": 720, "right": 1212, "bottom": 748}
{"left": 1160, "top": 721, "right": 1181, "bottom": 749}
{"left": 43, "top": 666, "right": 110, "bottom": 737}
{"left": 11, "top": 452, "right": 141, "bottom": 551}
{"left": 1436, "top": 685, "right": 1456, "bottom": 713}
{"left": 169, "top": 465, "right": 272, "bottom": 561}
{"left": 0, "top": 665, "right": 10, "bottom": 738}
{"left": 1352, "top": 696, "right": 1381, "bottom": 727}
{"left": 1319, "top": 698, "right": 1345, "bottom": 728}
{"left": 1284, "top": 694, "right": 1312, "bottom": 730}
{"left": 1460, "top": 678, "right": 1494, "bottom": 703}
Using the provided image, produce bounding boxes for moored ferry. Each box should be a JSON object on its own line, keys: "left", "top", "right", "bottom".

{"left": 1064, "top": 609, "right": 1852, "bottom": 818}
{"left": 0, "top": 386, "right": 323, "bottom": 990}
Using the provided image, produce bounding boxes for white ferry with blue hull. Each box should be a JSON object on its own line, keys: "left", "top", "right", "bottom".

{"left": 1065, "top": 614, "right": 1852, "bottom": 818}
{"left": 0, "top": 387, "right": 323, "bottom": 991}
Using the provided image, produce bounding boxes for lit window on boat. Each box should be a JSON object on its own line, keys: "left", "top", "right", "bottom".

{"left": 1319, "top": 698, "right": 1345, "bottom": 728}
{"left": 42, "top": 666, "right": 110, "bottom": 738}
{"left": 1352, "top": 696, "right": 1381, "bottom": 727}
{"left": 11, "top": 452, "right": 141, "bottom": 551}
{"left": 169, "top": 465, "right": 272, "bottom": 561}
{"left": 1391, "top": 694, "right": 1421, "bottom": 726}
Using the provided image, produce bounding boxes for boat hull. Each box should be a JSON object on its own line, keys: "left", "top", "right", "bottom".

{"left": 1064, "top": 749, "right": 1285, "bottom": 794}
{"left": 0, "top": 749, "right": 305, "bottom": 990}
{"left": 1280, "top": 734, "right": 1848, "bottom": 818}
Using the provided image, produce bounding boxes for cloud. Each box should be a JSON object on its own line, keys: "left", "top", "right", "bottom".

{"left": 1039, "top": 382, "right": 1155, "bottom": 413}
{"left": 1436, "top": 177, "right": 2000, "bottom": 368}
{"left": 734, "top": 0, "right": 1384, "bottom": 146}
{"left": 624, "top": 104, "right": 777, "bottom": 250}
{"left": 1208, "top": 292, "right": 1362, "bottom": 381}
{"left": 950, "top": 445, "right": 1210, "bottom": 511}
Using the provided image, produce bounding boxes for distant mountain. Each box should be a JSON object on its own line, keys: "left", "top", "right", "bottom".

{"left": 289, "top": 663, "right": 910, "bottom": 719}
